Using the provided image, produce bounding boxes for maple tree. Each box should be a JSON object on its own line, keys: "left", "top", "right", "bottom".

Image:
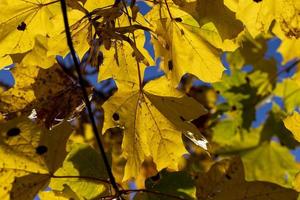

{"left": 0, "top": 0, "right": 300, "bottom": 199}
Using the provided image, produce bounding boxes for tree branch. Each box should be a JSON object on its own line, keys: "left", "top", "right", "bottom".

{"left": 59, "top": 0, "right": 120, "bottom": 197}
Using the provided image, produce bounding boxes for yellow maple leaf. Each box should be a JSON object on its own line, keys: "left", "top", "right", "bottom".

{"left": 22, "top": 35, "right": 56, "bottom": 69}
{"left": 236, "top": 0, "right": 300, "bottom": 39}
{"left": 0, "top": 64, "right": 38, "bottom": 114}
{"left": 99, "top": 9, "right": 154, "bottom": 84}
{"left": 0, "top": 55, "right": 12, "bottom": 70}
{"left": 47, "top": 9, "right": 92, "bottom": 59}
{"left": 0, "top": 0, "right": 61, "bottom": 55}
{"left": 284, "top": 112, "right": 300, "bottom": 142}
{"left": 0, "top": 117, "right": 72, "bottom": 200}
{"left": 174, "top": 0, "right": 245, "bottom": 51}
{"left": 102, "top": 76, "right": 207, "bottom": 180}
{"left": 146, "top": 1, "right": 224, "bottom": 86}
{"left": 84, "top": 0, "right": 115, "bottom": 12}
{"left": 99, "top": 31, "right": 153, "bottom": 85}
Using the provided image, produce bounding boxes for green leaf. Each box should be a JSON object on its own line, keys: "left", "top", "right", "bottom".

{"left": 49, "top": 144, "right": 109, "bottom": 199}
{"left": 134, "top": 170, "right": 196, "bottom": 200}
{"left": 241, "top": 141, "right": 299, "bottom": 188}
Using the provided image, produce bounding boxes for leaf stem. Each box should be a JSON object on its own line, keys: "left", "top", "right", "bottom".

{"left": 164, "top": 0, "right": 173, "bottom": 19}
{"left": 59, "top": 0, "right": 120, "bottom": 196}
{"left": 121, "top": 0, "right": 143, "bottom": 91}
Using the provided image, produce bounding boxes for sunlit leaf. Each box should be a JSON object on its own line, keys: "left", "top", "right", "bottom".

{"left": 0, "top": 0, "right": 61, "bottom": 55}
{"left": 146, "top": 1, "right": 224, "bottom": 86}
{"left": 103, "top": 76, "right": 207, "bottom": 180}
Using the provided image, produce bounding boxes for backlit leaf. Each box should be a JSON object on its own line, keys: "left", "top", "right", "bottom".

{"left": 0, "top": 117, "right": 72, "bottom": 200}
{"left": 102, "top": 76, "right": 207, "bottom": 180}
{"left": 196, "top": 157, "right": 298, "bottom": 200}
{"left": 147, "top": 1, "right": 224, "bottom": 86}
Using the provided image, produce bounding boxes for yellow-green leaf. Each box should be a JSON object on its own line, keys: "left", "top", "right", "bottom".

{"left": 49, "top": 144, "right": 109, "bottom": 199}
{"left": 241, "top": 141, "right": 299, "bottom": 188}
{"left": 147, "top": 2, "right": 224, "bottom": 86}
{"left": 102, "top": 76, "right": 207, "bottom": 180}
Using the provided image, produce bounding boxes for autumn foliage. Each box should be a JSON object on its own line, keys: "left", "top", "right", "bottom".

{"left": 0, "top": 0, "right": 300, "bottom": 199}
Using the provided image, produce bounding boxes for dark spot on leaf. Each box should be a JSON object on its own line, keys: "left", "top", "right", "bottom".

{"left": 253, "top": 0, "right": 262, "bottom": 2}
{"left": 150, "top": 173, "right": 160, "bottom": 182}
{"left": 17, "top": 22, "right": 26, "bottom": 31}
{"left": 174, "top": 17, "right": 182, "bottom": 22}
{"left": 113, "top": 113, "right": 120, "bottom": 121}
{"left": 168, "top": 60, "right": 173, "bottom": 70}
{"left": 180, "top": 116, "right": 186, "bottom": 121}
{"left": 7, "top": 128, "right": 20, "bottom": 137}
{"left": 225, "top": 174, "right": 232, "bottom": 180}
{"left": 180, "top": 29, "right": 184, "bottom": 35}
{"left": 35, "top": 145, "right": 48, "bottom": 155}
{"left": 231, "top": 105, "right": 237, "bottom": 111}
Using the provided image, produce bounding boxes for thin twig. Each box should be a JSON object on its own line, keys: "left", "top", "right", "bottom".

{"left": 59, "top": 0, "right": 120, "bottom": 197}
{"left": 51, "top": 175, "right": 110, "bottom": 184}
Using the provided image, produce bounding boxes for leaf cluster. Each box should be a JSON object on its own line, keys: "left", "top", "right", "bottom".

{"left": 0, "top": 0, "right": 300, "bottom": 199}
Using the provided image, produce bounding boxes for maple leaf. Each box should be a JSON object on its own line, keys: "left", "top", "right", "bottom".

{"left": 174, "top": 0, "right": 245, "bottom": 51}
{"left": 0, "top": 0, "right": 61, "bottom": 55}
{"left": 39, "top": 190, "right": 80, "bottom": 200}
{"left": 235, "top": 0, "right": 300, "bottom": 38}
{"left": 0, "top": 55, "right": 12, "bottom": 70}
{"left": 102, "top": 76, "right": 207, "bottom": 180}
{"left": 241, "top": 141, "right": 299, "bottom": 188}
{"left": 196, "top": 157, "right": 298, "bottom": 200}
{"left": 22, "top": 35, "right": 56, "bottom": 69}
{"left": 0, "top": 117, "right": 72, "bottom": 200}
{"left": 47, "top": 9, "right": 92, "bottom": 59}
{"left": 0, "top": 64, "right": 84, "bottom": 129}
{"left": 146, "top": 1, "right": 225, "bottom": 86}
{"left": 0, "top": 64, "right": 39, "bottom": 114}
{"left": 274, "top": 77, "right": 300, "bottom": 113}
{"left": 99, "top": 30, "right": 153, "bottom": 85}
{"left": 49, "top": 144, "right": 110, "bottom": 199}
{"left": 284, "top": 112, "right": 300, "bottom": 142}
{"left": 134, "top": 170, "right": 196, "bottom": 200}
